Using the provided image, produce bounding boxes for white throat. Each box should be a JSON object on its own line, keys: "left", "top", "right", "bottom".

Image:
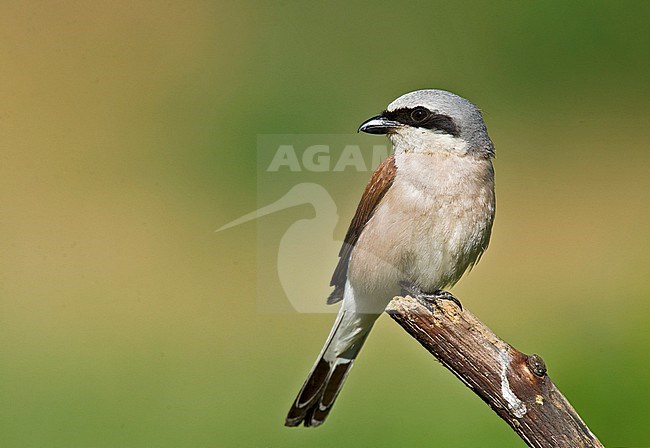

{"left": 389, "top": 127, "right": 469, "bottom": 156}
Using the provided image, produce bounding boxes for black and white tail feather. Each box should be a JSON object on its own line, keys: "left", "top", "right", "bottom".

{"left": 285, "top": 308, "right": 374, "bottom": 427}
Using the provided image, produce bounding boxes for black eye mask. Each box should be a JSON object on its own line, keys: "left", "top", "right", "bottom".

{"left": 382, "top": 107, "right": 460, "bottom": 137}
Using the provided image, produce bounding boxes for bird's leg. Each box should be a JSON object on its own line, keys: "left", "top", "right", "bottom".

{"left": 398, "top": 281, "right": 463, "bottom": 311}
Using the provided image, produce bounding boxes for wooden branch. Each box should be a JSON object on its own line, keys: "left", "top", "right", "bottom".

{"left": 386, "top": 295, "right": 603, "bottom": 448}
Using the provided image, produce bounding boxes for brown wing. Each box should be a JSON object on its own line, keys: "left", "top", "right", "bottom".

{"left": 327, "top": 154, "right": 397, "bottom": 304}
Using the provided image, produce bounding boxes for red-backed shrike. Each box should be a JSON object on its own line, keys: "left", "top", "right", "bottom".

{"left": 286, "top": 89, "right": 496, "bottom": 427}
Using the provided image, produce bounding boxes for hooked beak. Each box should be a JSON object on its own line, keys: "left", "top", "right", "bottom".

{"left": 357, "top": 114, "right": 401, "bottom": 135}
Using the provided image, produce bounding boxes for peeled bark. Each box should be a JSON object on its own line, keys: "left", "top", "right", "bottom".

{"left": 386, "top": 295, "right": 603, "bottom": 448}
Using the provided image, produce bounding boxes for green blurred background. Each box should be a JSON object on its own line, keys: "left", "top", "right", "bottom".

{"left": 1, "top": 1, "right": 648, "bottom": 447}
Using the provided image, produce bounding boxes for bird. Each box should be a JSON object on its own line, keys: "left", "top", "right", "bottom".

{"left": 285, "top": 89, "right": 496, "bottom": 427}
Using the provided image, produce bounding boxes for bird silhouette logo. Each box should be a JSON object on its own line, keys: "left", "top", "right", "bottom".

{"left": 217, "top": 183, "right": 343, "bottom": 313}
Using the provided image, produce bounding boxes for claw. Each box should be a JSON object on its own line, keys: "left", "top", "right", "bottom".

{"left": 431, "top": 289, "right": 463, "bottom": 311}
{"left": 398, "top": 281, "right": 463, "bottom": 311}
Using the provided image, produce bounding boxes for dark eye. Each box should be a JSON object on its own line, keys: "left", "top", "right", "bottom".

{"left": 410, "top": 107, "right": 429, "bottom": 122}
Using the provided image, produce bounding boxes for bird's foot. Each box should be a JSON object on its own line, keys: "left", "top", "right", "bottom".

{"left": 398, "top": 281, "right": 463, "bottom": 311}
{"left": 430, "top": 290, "right": 463, "bottom": 311}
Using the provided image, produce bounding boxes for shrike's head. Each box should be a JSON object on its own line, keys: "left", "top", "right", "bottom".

{"left": 359, "top": 89, "right": 494, "bottom": 158}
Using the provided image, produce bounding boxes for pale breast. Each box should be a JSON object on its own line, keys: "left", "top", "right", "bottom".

{"left": 348, "top": 152, "right": 495, "bottom": 297}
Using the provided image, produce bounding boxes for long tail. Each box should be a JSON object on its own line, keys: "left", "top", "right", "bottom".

{"left": 285, "top": 309, "right": 378, "bottom": 427}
